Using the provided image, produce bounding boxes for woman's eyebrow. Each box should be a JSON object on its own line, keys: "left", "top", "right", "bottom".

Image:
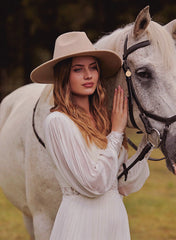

{"left": 72, "top": 62, "right": 97, "bottom": 68}
{"left": 71, "top": 64, "right": 84, "bottom": 68}
{"left": 90, "top": 62, "right": 97, "bottom": 65}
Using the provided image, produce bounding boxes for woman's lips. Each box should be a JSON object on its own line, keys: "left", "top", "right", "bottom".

{"left": 82, "top": 83, "right": 94, "bottom": 88}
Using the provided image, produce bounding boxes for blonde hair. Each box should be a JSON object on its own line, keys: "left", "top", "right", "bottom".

{"left": 51, "top": 58, "right": 111, "bottom": 149}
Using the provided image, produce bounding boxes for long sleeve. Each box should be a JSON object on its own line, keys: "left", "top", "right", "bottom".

{"left": 118, "top": 136, "right": 150, "bottom": 196}
{"left": 44, "top": 112, "right": 124, "bottom": 198}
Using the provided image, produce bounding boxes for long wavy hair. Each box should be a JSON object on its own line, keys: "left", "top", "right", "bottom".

{"left": 50, "top": 57, "right": 111, "bottom": 149}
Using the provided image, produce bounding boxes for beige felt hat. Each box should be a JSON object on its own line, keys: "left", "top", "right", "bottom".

{"left": 30, "top": 31, "right": 122, "bottom": 83}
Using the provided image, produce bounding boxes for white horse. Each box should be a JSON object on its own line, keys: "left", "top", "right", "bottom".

{"left": 0, "top": 6, "right": 176, "bottom": 240}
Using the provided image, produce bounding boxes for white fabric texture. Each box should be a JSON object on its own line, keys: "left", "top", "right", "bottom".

{"left": 44, "top": 111, "right": 149, "bottom": 240}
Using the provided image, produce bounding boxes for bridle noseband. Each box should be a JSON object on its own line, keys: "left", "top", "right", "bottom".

{"left": 122, "top": 35, "right": 176, "bottom": 150}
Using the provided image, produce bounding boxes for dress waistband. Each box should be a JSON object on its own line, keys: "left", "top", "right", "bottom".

{"left": 62, "top": 187, "right": 80, "bottom": 196}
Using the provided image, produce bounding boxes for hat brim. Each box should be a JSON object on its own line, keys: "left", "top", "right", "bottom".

{"left": 30, "top": 50, "right": 122, "bottom": 84}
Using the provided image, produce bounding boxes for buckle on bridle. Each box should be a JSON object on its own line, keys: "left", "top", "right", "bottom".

{"left": 147, "top": 127, "right": 161, "bottom": 149}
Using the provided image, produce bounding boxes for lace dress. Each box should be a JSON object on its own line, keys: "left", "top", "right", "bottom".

{"left": 44, "top": 111, "right": 149, "bottom": 240}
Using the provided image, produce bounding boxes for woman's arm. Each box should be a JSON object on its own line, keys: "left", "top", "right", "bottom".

{"left": 44, "top": 112, "right": 124, "bottom": 197}
{"left": 44, "top": 86, "right": 128, "bottom": 197}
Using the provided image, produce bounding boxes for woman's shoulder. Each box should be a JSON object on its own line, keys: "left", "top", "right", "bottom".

{"left": 44, "top": 111, "right": 77, "bottom": 130}
{"left": 46, "top": 111, "right": 69, "bottom": 122}
{"left": 44, "top": 111, "right": 86, "bottom": 143}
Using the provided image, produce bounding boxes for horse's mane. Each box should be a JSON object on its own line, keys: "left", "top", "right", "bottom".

{"left": 96, "top": 21, "right": 175, "bottom": 70}
{"left": 146, "top": 21, "right": 175, "bottom": 69}
{"left": 95, "top": 25, "right": 132, "bottom": 55}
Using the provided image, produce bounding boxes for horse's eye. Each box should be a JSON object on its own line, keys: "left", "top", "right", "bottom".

{"left": 135, "top": 67, "right": 152, "bottom": 79}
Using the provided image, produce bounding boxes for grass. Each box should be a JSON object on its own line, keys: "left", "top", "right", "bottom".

{"left": 124, "top": 129, "right": 176, "bottom": 240}
{"left": 0, "top": 191, "right": 30, "bottom": 240}
{"left": 124, "top": 159, "right": 176, "bottom": 240}
{"left": 0, "top": 129, "right": 176, "bottom": 239}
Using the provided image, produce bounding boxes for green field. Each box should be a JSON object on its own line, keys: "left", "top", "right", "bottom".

{"left": 0, "top": 130, "right": 176, "bottom": 239}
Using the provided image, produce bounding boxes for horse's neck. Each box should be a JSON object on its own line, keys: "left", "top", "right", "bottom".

{"left": 103, "top": 70, "right": 124, "bottom": 111}
{"left": 39, "top": 84, "right": 54, "bottom": 106}
{"left": 37, "top": 84, "right": 54, "bottom": 123}
{"left": 96, "top": 28, "right": 130, "bottom": 111}
{"left": 96, "top": 25, "right": 131, "bottom": 103}
{"left": 95, "top": 25, "right": 132, "bottom": 58}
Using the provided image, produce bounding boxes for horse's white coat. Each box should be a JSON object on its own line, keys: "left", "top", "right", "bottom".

{"left": 0, "top": 7, "right": 176, "bottom": 240}
{"left": 95, "top": 9, "right": 176, "bottom": 143}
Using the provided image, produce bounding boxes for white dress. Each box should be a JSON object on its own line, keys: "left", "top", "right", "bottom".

{"left": 44, "top": 111, "right": 150, "bottom": 240}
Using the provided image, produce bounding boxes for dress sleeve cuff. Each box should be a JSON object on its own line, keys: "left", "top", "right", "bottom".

{"left": 107, "top": 131, "right": 124, "bottom": 150}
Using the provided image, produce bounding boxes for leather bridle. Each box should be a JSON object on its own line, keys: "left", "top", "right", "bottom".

{"left": 123, "top": 36, "right": 176, "bottom": 149}
{"left": 117, "top": 35, "right": 176, "bottom": 179}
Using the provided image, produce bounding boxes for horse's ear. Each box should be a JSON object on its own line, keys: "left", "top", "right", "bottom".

{"left": 164, "top": 20, "right": 176, "bottom": 40}
{"left": 133, "top": 6, "right": 151, "bottom": 39}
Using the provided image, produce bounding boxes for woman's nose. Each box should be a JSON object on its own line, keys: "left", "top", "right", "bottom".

{"left": 84, "top": 69, "right": 92, "bottom": 79}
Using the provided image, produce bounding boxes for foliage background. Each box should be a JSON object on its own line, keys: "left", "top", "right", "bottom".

{"left": 1, "top": 0, "right": 176, "bottom": 100}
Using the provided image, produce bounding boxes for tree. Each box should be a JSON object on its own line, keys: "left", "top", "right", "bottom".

{"left": 1, "top": 0, "right": 175, "bottom": 101}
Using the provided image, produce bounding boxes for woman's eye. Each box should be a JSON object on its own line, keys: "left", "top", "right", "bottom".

{"left": 91, "top": 65, "right": 98, "bottom": 71}
{"left": 73, "top": 68, "right": 82, "bottom": 72}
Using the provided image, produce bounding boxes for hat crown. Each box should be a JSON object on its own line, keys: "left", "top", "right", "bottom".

{"left": 30, "top": 31, "right": 122, "bottom": 84}
{"left": 53, "top": 32, "right": 95, "bottom": 59}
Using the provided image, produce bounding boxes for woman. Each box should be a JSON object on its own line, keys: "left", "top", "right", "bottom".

{"left": 31, "top": 31, "right": 150, "bottom": 240}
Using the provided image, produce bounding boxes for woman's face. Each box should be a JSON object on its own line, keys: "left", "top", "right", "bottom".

{"left": 69, "top": 56, "right": 99, "bottom": 97}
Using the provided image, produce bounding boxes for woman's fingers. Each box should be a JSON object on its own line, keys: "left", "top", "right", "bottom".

{"left": 111, "top": 86, "right": 128, "bottom": 133}
{"left": 124, "top": 96, "right": 128, "bottom": 113}
{"left": 119, "top": 87, "right": 124, "bottom": 111}
{"left": 112, "top": 86, "right": 121, "bottom": 112}
{"left": 113, "top": 86, "right": 125, "bottom": 112}
{"left": 112, "top": 88, "right": 117, "bottom": 112}
{"left": 116, "top": 86, "right": 121, "bottom": 111}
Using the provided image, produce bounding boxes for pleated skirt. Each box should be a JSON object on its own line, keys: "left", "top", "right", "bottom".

{"left": 50, "top": 190, "right": 131, "bottom": 240}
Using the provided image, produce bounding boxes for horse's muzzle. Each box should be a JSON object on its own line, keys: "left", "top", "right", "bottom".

{"left": 161, "top": 133, "right": 176, "bottom": 175}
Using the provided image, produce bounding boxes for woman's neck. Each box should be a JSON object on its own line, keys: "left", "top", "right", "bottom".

{"left": 72, "top": 95, "right": 90, "bottom": 114}
{"left": 72, "top": 94, "right": 97, "bottom": 129}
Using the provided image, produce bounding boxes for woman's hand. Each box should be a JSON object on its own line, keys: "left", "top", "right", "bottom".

{"left": 111, "top": 86, "right": 128, "bottom": 133}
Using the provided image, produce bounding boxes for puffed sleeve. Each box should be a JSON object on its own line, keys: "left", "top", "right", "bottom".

{"left": 44, "top": 112, "right": 124, "bottom": 198}
{"left": 118, "top": 136, "right": 150, "bottom": 196}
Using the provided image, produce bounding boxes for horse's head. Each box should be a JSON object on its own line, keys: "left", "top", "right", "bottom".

{"left": 95, "top": 6, "right": 176, "bottom": 174}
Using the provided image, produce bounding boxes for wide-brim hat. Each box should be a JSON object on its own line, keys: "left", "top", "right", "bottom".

{"left": 30, "top": 31, "right": 122, "bottom": 83}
